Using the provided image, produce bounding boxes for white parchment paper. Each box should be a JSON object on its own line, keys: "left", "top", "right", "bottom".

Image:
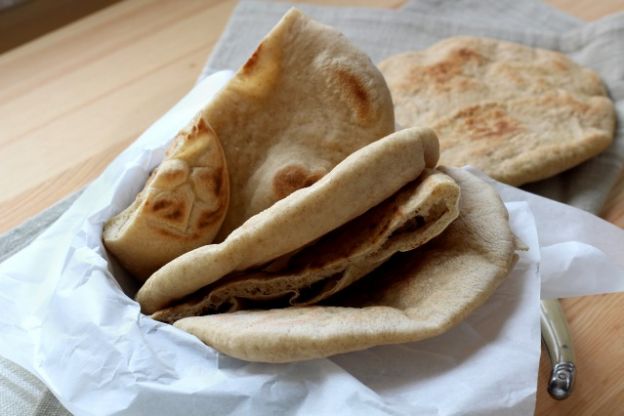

{"left": 0, "top": 72, "right": 623, "bottom": 416}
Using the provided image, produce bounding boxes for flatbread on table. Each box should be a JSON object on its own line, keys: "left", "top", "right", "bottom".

{"left": 137, "top": 127, "right": 439, "bottom": 314}
{"left": 152, "top": 168, "right": 460, "bottom": 323}
{"left": 379, "top": 36, "right": 616, "bottom": 186}
{"left": 174, "top": 167, "right": 518, "bottom": 363}
{"left": 103, "top": 115, "right": 229, "bottom": 281}
{"left": 202, "top": 8, "right": 395, "bottom": 240}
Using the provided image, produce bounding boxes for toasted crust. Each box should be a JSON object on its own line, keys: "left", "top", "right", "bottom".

{"left": 431, "top": 92, "right": 614, "bottom": 185}
{"left": 103, "top": 115, "right": 229, "bottom": 281}
{"left": 379, "top": 36, "right": 616, "bottom": 186}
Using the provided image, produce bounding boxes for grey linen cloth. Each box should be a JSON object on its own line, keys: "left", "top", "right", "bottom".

{"left": 1, "top": 1, "right": 622, "bottom": 414}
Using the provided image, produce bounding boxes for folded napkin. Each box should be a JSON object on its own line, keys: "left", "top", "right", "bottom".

{"left": 1, "top": 1, "right": 622, "bottom": 415}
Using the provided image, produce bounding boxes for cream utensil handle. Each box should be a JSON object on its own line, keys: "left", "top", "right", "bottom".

{"left": 541, "top": 299, "right": 576, "bottom": 400}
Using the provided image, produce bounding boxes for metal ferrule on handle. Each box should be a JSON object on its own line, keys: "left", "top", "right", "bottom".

{"left": 541, "top": 299, "right": 576, "bottom": 400}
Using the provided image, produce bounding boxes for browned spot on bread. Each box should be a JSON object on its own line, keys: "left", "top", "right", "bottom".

{"left": 273, "top": 165, "right": 325, "bottom": 200}
{"left": 213, "top": 167, "right": 224, "bottom": 195}
{"left": 147, "top": 196, "right": 188, "bottom": 225}
{"left": 450, "top": 104, "right": 523, "bottom": 141}
{"left": 335, "top": 68, "right": 373, "bottom": 124}
{"left": 165, "top": 208, "right": 184, "bottom": 221}
{"left": 303, "top": 170, "right": 324, "bottom": 187}
{"left": 424, "top": 61, "right": 461, "bottom": 83}
{"left": 454, "top": 47, "right": 483, "bottom": 61}
{"left": 197, "top": 208, "right": 222, "bottom": 229}
{"left": 242, "top": 42, "right": 263, "bottom": 75}
{"left": 407, "top": 47, "right": 485, "bottom": 87}
{"left": 202, "top": 166, "right": 224, "bottom": 195}
{"left": 191, "top": 166, "right": 226, "bottom": 203}
{"left": 456, "top": 77, "right": 481, "bottom": 91}
{"left": 195, "top": 167, "right": 215, "bottom": 185}
{"left": 152, "top": 199, "right": 173, "bottom": 211}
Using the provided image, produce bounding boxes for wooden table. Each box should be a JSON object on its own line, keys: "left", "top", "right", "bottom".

{"left": 1, "top": 0, "right": 622, "bottom": 414}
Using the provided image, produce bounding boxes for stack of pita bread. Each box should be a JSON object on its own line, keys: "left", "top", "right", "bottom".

{"left": 102, "top": 8, "right": 616, "bottom": 362}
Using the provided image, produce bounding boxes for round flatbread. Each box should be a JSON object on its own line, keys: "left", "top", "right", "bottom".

{"left": 203, "top": 8, "right": 395, "bottom": 240}
{"left": 174, "top": 168, "right": 518, "bottom": 362}
{"left": 379, "top": 36, "right": 615, "bottom": 186}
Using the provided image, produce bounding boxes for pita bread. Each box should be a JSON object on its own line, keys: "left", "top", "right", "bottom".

{"left": 202, "top": 8, "right": 395, "bottom": 240}
{"left": 379, "top": 36, "right": 615, "bottom": 186}
{"left": 152, "top": 169, "right": 460, "bottom": 323}
{"left": 103, "top": 115, "right": 229, "bottom": 280}
{"left": 174, "top": 168, "right": 517, "bottom": 362}
{"left": 137, "top": 127, "right": 439, "bottom": 314}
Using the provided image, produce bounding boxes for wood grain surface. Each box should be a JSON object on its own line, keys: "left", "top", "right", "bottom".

{"left": 0, "top": 0, "right": 622, "bottom": 414}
